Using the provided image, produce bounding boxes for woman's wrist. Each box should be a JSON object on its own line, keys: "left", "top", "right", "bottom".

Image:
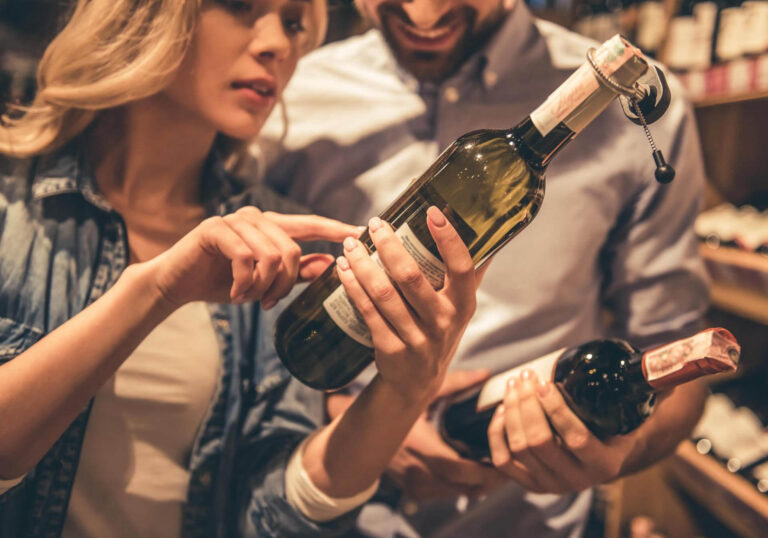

{"left": 119, "top": 261, "right": 179, "bottom": 321}
{"left": 372, "top": 373, "right": 439, "bottom": 413}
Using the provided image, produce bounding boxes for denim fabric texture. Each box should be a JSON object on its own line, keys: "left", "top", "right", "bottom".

{"left": 0, "top": 141, "right": 354, "bottom": 537}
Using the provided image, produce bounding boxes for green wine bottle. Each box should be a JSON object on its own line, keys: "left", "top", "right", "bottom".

{"left": 275, "top": 35, "right": 651, "bottom": 390}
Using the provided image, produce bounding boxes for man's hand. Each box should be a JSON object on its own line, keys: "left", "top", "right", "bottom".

{"left": 487, "top": 370, "right": 644, "bottom": 494}
{"left": 326, "top": 370, "right": 507, "bottom": 500}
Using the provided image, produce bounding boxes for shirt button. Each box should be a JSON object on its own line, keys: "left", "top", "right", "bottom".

{"left": 199, "top": 471, "right": 212, "bottom": 486}
{"left": 403, "top": 500, "right": 418, "bottom": 516}
{"left": 483, "top": 70, "right": 499, "bottom": 88}
{"left": 444, "top": 86, "right": 460, "bottom": 103}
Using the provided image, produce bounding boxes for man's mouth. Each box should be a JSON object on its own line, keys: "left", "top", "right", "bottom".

{"left": 391, "top": 18, "right": 466, "bottom": 52}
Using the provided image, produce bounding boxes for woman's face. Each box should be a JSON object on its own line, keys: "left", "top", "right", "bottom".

{"left": 162, "top": 0, "right": 320, "bottom": 139}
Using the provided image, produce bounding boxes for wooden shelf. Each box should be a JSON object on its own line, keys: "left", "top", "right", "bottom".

{"left": 700, "top": 245, "right": 768, "bottom": 273}
{"left": 664, "top": 441, "right": 768, "bottom": 537}
{"left": 710, "top": 281, "right": 768, "bottom": 325}
{"left": 699, "top": 246, "right": 768, "bottom": 325}
{"left": 693, "top": 90, "right": 768, "bottom": 108}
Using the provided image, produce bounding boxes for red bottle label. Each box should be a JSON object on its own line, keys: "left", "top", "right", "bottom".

{"left": 642, "top": 328, "right": 740, "bottom": 390}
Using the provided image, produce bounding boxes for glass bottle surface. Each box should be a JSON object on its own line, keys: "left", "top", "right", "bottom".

{"left": 276, "top": 128, "right": 544, "bottom": 390}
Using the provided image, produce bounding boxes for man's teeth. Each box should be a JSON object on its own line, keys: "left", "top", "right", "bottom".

{"left": 403, "top": 24, "right": 455, "bottom": 40}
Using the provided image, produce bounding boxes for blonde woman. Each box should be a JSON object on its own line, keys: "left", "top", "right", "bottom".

{"left": 0, "top": 0, "right": 483, "bottom": 536}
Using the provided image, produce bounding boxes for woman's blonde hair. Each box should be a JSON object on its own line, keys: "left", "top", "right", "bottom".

{"left": 0, "top": 0, "right": 327, "bottom": 158}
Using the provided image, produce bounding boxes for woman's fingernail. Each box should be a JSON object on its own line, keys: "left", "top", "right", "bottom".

{"left": 537, "top": 381, "right": 550, "bottom": 397}
{"left": 368, "top": 216, "right": 383, "bottom": 232}
{"left": 357, "top": 226, "right": 366, "bottom": 235}
{"left": 506, "top": 377, "right": 516, "bottom": 389}
{"left": 521, "top": 369, "right": 532, "bottom": 381}
{"left": 343, "top": 236, "right": 358, "bottom": 251}
{"left": 497, "top": 404, "right": 505, "bottom": 415}
{"left": 336, "top": 256, "right": 350, "bottom": 271}
{"left": 427, "top": 206, "right": 447, "bottom": 227}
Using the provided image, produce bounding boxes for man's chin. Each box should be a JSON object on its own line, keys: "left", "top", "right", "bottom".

{"left": 394, "top": 50, "right": 464, "bottom": 84}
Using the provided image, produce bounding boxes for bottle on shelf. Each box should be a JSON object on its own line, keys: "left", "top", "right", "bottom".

{"left": 635, "top": 0, "right": 669, "bottom": 56}
{"left": 274, "top": 36, "right": 654, "bottom": 391}
{"left": 437, "top": 328, "right": 739, "bottom": 461}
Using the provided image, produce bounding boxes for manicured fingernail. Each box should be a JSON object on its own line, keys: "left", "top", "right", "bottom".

{"left": 357, "top": 226, "right": 366, "bottom": 235}
{"left": 427, "top": 206, "right": 447, "bottom": 227}
{"left": 521, "top": 369, "right": 532, "bottom": 380}
{"left": 496, "top": 404, "right": 505, "bottom": 415}
{"left": 506, "top": 377, "right": 516, "bottom": 389}
{"left": 343, "top": 236, "right": 358, "bottom": 251}
{"left": 368, "top": 216, "right": 383, "bottom": 232}
{"left": 537, "top": 381, "right": 550, "bottom": 397}
{"left": 336, "top": 256, "right": 349, "bottom": 270}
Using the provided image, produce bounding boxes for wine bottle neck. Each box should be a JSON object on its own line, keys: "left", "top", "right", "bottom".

{"left": 512, "top": 35, "right": 649, "bottom": 169}
{"left": 640, "top": 328, "right": 740, "bottom": 391}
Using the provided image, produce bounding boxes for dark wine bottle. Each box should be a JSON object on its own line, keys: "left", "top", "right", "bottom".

{"left": 438, "top": 328, "right": 740, "bottom": 461}
{"left": 275, "top": 35, "right": 652, "bottom": 391}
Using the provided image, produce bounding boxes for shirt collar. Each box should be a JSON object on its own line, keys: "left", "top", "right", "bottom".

{"left": 480, "top": 2, "right": 546, "bottom": 88}
{"left": 31, "top": 139, "right": 112, "bottom": 211}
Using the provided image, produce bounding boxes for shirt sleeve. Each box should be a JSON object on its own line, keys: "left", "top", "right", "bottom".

{"left": 601, "top": 82, "right": 710, "bottom": 349}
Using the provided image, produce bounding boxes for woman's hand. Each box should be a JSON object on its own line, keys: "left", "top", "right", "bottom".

{"left": 486, "top": 370, "right": 641, "bottom": 494}
{"left": 335, "top": 206, "right": 481, "bottom": 405}
{"left": 148, "top": 207, "right": 359, "bottom": 308}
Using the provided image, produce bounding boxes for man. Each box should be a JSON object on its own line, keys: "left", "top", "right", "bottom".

{"left": 249, "top": 0, "right": 710, "bottom": 536}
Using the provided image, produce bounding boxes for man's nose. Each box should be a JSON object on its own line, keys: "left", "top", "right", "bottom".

{"left": 401, "top": 0, "right": 454, "bottom": 28}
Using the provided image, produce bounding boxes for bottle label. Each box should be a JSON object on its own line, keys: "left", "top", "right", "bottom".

{"left": 475, "top": 348, "right": 565, "bottom": 412}
{"left": 530, "top": 35, "right": 635, "bottom": 137}
{"left": 642, "top": 328, "right": 740, "bottom": 390}
{"left": 323, "top": 222, "right": 447, "bottom": 348}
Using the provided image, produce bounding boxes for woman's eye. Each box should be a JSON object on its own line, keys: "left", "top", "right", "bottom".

{"left": 283, "top": 18, "right": 306, "bottom": 35}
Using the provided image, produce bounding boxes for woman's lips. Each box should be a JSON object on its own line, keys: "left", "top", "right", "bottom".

{"left": 231, "top": 80, "right": 276, "bottom": 109}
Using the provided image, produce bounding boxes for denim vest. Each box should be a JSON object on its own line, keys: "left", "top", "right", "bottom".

{"left": 0, "top": 142, "right": 354, "bottom": 537}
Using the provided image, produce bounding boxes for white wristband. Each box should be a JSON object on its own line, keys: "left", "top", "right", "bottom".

{"left": 285, "top": 435, "right": 379, "bottom": 522}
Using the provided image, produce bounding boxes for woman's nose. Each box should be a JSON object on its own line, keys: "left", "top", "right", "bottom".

{"left": 248, "top": 13, "right": 291, "bottom": 62}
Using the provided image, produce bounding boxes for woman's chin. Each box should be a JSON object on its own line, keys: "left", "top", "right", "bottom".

{"left": 216, "top": 108, "right": 275, "bottom": 140}
{"left": 218, "top": 121, "right": 267, "bottom": 141}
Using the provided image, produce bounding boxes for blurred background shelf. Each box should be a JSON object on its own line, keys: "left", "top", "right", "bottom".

{"left": 699, "top": 246, "right": 768, "bottom": 325}
{"left": 693, "top": 90, "right": 768, "bottom": 108}
{"left": 665, "top": 440, "right": 768, "bottom": 538}
{"left": 710, "top": 281, "right": 768, "bottom": 326}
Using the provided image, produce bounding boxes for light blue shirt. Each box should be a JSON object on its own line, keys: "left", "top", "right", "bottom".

{"left": 251, "top": 4, "right": 709, "bottom": 537}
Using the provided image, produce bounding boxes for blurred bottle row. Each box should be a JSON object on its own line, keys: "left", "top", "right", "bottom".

{"left": 573, "top": 0, "right": 768, "bottom": 100}
{"left": 694, "top": 392, "right": 768, "bottom": 495}
{"left": 696, "top": 203, "right": 768, "bottom": 255}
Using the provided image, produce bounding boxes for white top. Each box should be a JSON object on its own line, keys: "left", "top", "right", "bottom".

{"left": 61, "top": 301, "right": 220, "bottom": 538}
{"left": 1, "top": 300, "right": 377, "bottom": 530}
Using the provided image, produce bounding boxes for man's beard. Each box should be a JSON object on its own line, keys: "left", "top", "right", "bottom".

{"left": 377, "top": 2, "right": 507, "bottom": 83}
